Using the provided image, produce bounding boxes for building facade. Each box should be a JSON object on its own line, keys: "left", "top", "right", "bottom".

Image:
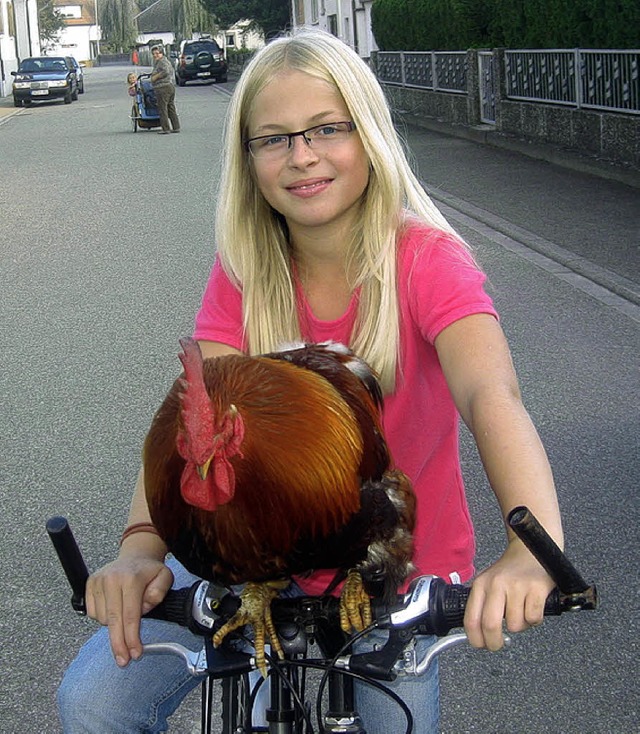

{"left": 1, "top": 0, "right": 40, "bottom": 96}
{"left": 46, "top": 0, "right": 100, "bottom": 63}
{"left": 290, "top": 0, "right": 377, "bottom": 58}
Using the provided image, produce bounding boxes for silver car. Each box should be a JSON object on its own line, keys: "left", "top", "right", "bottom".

{"left": 65, "top": 57, "right": 85, "bottom": 94}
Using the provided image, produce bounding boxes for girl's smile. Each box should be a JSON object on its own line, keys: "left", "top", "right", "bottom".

{"left": 285, "top": 177, "right": 333, "bottom": 197}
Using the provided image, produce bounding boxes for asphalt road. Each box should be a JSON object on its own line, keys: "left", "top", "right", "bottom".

{"left": 0, "top": 65, "right": 638, "bottom": 733}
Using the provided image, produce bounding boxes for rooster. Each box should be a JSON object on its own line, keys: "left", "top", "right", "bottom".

{"left": 143, "top": 338, "right": 416, "bottom": 673}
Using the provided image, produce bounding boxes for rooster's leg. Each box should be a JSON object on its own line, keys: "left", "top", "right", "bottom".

{"left": 212, "top": 580, "right": 287, "bottom": 676}
{"left": 339, "top": 570, "right": 372, "bottom": 633}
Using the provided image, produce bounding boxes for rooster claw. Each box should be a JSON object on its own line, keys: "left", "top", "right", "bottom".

{"left": 212, "top": 581, "right": 286, "bottom": 677}
{"left": 339, "top": 570, "right": 372, "bottom": 633}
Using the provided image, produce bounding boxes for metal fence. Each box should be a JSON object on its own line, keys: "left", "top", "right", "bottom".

{"left": 376, "top": 48, "right": 640, "bottom": 115}
{"left": 376, "top": 51, "right": 467, "bottom": 93}
{"left": 505, "top": 49, "right": 640, "bottom": 114}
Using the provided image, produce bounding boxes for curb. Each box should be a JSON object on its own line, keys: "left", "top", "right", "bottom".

{"left": 0, "top": 106, "right": 22, "bottom": 123}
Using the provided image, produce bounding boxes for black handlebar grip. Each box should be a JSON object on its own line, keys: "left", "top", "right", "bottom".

{"left": 145, "top": 585, "right": 198, "bottom": 627}
{"left": 508, "top": 506, "right": 590, "bottom": 594}
{"left": 420, "top": 578, "right": 566, "bottom": 636}
{"left": 46, "top": 516, "right": 89, "bottom": 614}
{"left": 422, "top": 580, "right": 470, "bottom": 635}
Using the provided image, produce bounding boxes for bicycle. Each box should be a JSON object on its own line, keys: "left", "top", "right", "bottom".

{"left": 47, "top": 506, "right": 597, "bottom": 733}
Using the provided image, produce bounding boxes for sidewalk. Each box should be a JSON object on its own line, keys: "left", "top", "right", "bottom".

{"left": 0, "top": 97, "right": 21, "bottom": 122}
{"left": 398, "top": 112, "right": 640, "bottom": 190}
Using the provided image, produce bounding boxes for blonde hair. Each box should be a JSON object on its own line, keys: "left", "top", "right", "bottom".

{"left": 216, "top": 29, "right": 460, "bottom": 392}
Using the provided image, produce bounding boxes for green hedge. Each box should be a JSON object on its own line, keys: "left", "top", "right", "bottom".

{"left": 371, "top": 0, "right": 640, "bottom": 50}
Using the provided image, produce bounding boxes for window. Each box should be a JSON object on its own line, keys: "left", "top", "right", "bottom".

{"left": 58, "top": 5, "right": 82, "bottom": 19}
{"left": 311, "top": 0, "right": 318, "bottom": 23}
{"left": 226, "top": 34, "right": 235, "bottom": 46}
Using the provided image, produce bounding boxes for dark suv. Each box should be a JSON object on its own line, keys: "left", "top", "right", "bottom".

{"left": 175, "top": 39, "right": 228, "bottom": 86}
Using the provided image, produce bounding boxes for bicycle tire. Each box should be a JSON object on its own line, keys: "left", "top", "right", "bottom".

{"left": 220, "top": 673, "right": 252, "bottom": 733}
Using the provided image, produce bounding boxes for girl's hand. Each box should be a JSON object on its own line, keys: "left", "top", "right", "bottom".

{"left": 85, "top": 553, "right": 173, "bottom": 667}
{"left": 464, "top": 538, "right": 555, "bottom": 651}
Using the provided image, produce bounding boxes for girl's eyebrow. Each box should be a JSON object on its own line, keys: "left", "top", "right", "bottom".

{"left": 252, "top": 110, "right": 345, "bottom": 135}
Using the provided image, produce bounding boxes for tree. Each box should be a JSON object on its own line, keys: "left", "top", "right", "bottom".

{"left": 199, "top": 0, "right": 291, "bottom": 38}
{"left": 37, "top": 0, "right": 66, "bottom": 50}
{"left": 100, "top": 0, "right": 139, "bottom": 52}
{"left": 171, "top": 0, "right": 218, "bottom": 44}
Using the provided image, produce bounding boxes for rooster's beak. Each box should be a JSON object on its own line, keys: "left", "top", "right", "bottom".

{"left": 197, "top": 455, "right": 213, "bottom": 480}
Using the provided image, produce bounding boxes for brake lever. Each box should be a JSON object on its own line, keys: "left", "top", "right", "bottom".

{"left": 142, "top": 642, "right": 210, "bottom": 676}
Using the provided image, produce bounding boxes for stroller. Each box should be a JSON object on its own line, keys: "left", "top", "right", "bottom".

{"left": 130, "top": 73, "right": 161, "bottom": 132}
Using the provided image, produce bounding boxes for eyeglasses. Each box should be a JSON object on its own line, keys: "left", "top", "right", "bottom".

{"left": 245, "top": 121, "right": 357, "bottom": 160}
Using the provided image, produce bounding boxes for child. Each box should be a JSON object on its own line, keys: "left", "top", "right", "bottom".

{"left": 58, "top": 29, "right": 563, "bottom": 733}
{"left": 127, "top": 72, "right": 137, "bottom": 97}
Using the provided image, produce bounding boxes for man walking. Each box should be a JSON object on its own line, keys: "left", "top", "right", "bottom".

{"left": 150, "top": 46, "right": 180, "bottom": 134}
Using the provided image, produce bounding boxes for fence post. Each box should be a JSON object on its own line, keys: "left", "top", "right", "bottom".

{"left": 432, "top": 51, "right": 437, "bottom": 91}
{"left": 466, "top": 49, "right": 480, "bottom": 124}
{"left": 493, "top": 48, "right": 506, "bottom": 133}
{"left": 574, "top": 48, "right": 583, "bottom": 109}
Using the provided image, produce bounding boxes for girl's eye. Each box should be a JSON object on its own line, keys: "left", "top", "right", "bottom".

{"left": 262, "top": 135, "right": 288, "bottom": 148}
{"left": 313, "top": 125, "right": 339, "bottom": 137}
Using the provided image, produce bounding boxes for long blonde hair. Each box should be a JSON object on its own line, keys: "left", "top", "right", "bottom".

{"left": 216, "top": 29, "right": 459, "bottom": 392}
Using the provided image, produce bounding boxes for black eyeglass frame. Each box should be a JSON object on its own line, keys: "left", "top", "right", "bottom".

{"left": 244, "top": 121, "right": 357, "bottom": 157}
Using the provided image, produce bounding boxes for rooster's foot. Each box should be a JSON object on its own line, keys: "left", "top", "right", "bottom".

{"left": 212, "top": 580, "right": 287, "bottom": 676}
{"left": 339, "top": 570, "right": 372, "bottom": 633}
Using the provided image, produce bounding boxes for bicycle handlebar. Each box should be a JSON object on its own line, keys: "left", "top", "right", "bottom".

{"left": 46, "top": 507, "right": 597, "bottom": 681}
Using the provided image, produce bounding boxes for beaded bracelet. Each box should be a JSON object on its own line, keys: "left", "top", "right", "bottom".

{"left": 120, "top": 522, "right": 161, "bottom": 546}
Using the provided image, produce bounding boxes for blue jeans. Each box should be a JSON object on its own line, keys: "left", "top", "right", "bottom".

{"left": 58, "top": 558, "right": 439, "bottom": 733}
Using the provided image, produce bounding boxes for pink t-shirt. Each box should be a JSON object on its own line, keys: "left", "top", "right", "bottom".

{"left": 193, "top": 222, "right": 498, "bottom": 591}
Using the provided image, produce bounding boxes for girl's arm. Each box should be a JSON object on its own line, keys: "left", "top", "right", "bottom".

{"left": 85, "top": 340, "right": 243, "bottom": 665}
{"left": 435, "top": 313, "right": 564, "bottom": 651}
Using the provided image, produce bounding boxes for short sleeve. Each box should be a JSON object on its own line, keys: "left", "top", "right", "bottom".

{"left": 400, "top": 226, "right": 498, "bottom": 344}
{"left": 192, "top": 256, "right": 246, "bottom": 350}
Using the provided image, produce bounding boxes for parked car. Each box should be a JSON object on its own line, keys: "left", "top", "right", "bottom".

{"left": 66, "top": 57, "right": 85, "bottom": 94}
{"left": 11, "top": 57, "right": 79, "bottom": 107}
{"left": 175, "top": 39, "right": 228, "bottom": 86}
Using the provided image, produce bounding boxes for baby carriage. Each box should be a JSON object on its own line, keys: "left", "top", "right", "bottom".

{"left": 130, "top": 73, "right": 161, "bottom": 132}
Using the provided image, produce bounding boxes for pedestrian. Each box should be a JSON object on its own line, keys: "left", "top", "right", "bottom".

{"left": 150, "top": 45, "right": 180, "bottom": 134}
{"left": 57, "top": 29, "right": 564, "bottom": 733}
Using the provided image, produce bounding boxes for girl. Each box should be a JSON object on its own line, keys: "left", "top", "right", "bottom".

{"left": 58, "top": 29, "right": 563, "bottom": 733}
{"left": 127, "top": 72, "right": 137, "bottom": 97}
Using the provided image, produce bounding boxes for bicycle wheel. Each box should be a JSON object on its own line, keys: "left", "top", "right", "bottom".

{"left": 218, "top": 674, "right": 252, "bottom": 733}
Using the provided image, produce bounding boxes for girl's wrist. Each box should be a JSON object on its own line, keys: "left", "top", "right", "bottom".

{"left": 120, "top": 521, "right": 159, "bottom": 545}
{"left": 118, "top": 523, "right": 167, "bottom": 559}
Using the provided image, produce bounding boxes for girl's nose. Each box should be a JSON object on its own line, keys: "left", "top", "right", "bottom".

{"left": 287, "top": 134, "right": 320, "bottom": 164}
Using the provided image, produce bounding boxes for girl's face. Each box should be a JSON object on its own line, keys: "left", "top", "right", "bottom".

{"left": 246, "top": 70, "right": 370, "bottom": 248}
{"left": 128, "top": 74, "right": 136, "bottom": 84}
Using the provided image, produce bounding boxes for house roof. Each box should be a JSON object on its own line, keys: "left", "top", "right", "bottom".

{"left": 54, "top": 0, "right": 95, "bottom": 26}
{"left": 136, "top": 0, "right": 174, "bottom": 34}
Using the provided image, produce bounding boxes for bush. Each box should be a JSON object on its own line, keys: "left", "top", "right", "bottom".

{"left": 371, "top": 0, "right": 640, "bottom": 50}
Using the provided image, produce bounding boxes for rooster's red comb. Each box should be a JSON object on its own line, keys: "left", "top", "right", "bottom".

{"left": 177, "top": 337, "right": 215, "bottom": 454}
